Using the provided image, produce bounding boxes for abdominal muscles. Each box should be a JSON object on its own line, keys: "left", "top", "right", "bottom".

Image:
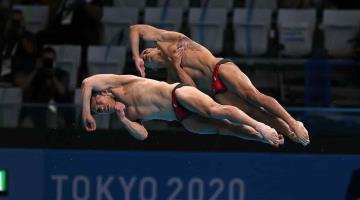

{"left": 126, "top": 104, "right": 177, "bottom": 121}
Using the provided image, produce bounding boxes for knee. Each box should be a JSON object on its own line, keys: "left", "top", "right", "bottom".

{"left": 243, "top": 88, "right": 276, "bottom": 105}
{"left": 243, "top": 88, "right": 259, "bottom": 101}
{"left": 204, "top": 105, "right": 223, "bottom": 118}
{"left": 206, "top": 105, "right": 235, "bottom": 119}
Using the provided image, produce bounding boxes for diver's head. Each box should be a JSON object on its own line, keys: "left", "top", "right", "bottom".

{"left": 90, "top": 90, "right": 116, "bottom": 115}
{"left": 141, "top": 47, "right": 170, "bottom": 70}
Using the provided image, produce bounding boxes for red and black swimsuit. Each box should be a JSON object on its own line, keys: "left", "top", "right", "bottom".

{"left": 211, "top": 58, "right": 233, "bottom": 96}
{"left": 171, "top": 83, "right": 192, "bottom": 121}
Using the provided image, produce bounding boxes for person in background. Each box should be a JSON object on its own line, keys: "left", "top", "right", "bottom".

{"left": 37, "top": 0, "right": 103, "bottom": 46}
{"left": 19, "top": 46, "right": 73, "bottom": 127}
{"left": 36, "top": 0, "right": 104, "bottom": 87}
{"left": 0, "top": 9, "right": 37, "bottom": 85}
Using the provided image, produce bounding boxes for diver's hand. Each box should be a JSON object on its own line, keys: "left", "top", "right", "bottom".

{"left": 115, "top": 102, "right": 126, "bottom": 119}
{"left": 83, "top": 114, "right": 96, "bottom": 132}
{"left": 134, "top": 57, "right": 145, "bottom": 77}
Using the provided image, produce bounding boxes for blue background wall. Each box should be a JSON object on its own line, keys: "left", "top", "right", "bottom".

{"left": 1, "top": 149, "right": 360, "bottom": 200}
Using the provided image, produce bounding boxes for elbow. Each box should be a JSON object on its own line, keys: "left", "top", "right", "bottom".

{"left": 81, "top": 78, "right": 91, "bottom": 88}
{"left": 129, "top": 24, "right": 140, "bottom": 33}
{"left": 81, "top": 78, "right": 88, "bottom": 87}
{"left": 129, "top": 25, "right": 135, "bottom": 31}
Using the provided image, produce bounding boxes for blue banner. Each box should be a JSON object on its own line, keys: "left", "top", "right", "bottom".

{"left": 0, "top": 149, "right": 44, "bottom": 200}
{"left": 44, "top": 150, "right": 360, "bottom": 200}
{"left": 1, "top": 148, "right": 360, "bottom": 200}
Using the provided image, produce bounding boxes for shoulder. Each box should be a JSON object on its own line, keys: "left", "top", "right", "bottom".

{"left": 158, "top": 30, "right": 186, "bottom": 42}
{"left": 181, "top": 36, "right": 203, "bottom": 51}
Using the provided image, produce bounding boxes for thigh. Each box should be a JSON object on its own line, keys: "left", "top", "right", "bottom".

{"left": 215, "top": 92, "right": 273, "bottom": 120}
{"left": 214, "top": 91, "right": 254, "bottom": 112}
{"left": 219, "top": 64, "right": 259, "bottom": 97}
{"left": 175, "top": 86, "right": 219, "bottom": 116}
{"left": 181, "top": 114, "right": 219, "bottom": 135}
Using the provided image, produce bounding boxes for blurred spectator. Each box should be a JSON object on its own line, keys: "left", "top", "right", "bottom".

{"left": 19, "top": 46, "right": 74, "bottom": 128}
{"left": 0, "top": 9, "right": 37, "bottom": 85}
{"left": 36, "top": 0, "right": 104, "bottom": 88}
{"left": 37, "top": 0, "right": 104, "bottom": 46}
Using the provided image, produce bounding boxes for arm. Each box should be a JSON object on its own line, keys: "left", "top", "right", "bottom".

{"left": 129, "top": 24, "right": 183, "bottom": 76}
{"left": 22, "top": 65, "right": 39, "bottom": 91}
{"left": 81, "top": 76, "right": 96, "bottom": 131}
{"left": 129, "top": 24, "right": 182, "bottom": 58}
{"left": 172, "top": 67, "right": 196, "bottom": 87}
{"left": 81, "top": 74, "right": 127, "bottom": 131}
{"left": 52, "top": 70, "right": 69, "bottom": 96}
{"left": 115, "top": 104, "right": 148, "bottom": 140}
{"left": 121, "top": 118, "right": 148, "bottom": 140}
{"left": 52, "top": 76, "right": 66, "bottom": 95}
{"left": 166, "top": 67, "right": 179, "bottom": 83}
{"left": 169, "top": 52, "right": 196, "bottom": 87}
{"left": 81, "top": 74, "right": 129, "bottom": 92}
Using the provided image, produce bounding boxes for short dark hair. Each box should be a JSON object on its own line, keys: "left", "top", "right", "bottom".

{"left": 90, "top": 91, "right": 99, "bottom": 115}
{"left": 91, "top": 90, "right": 102, "bottom": 97}
{"left": 90, "top": 90, "right": 105, "bottom": 115}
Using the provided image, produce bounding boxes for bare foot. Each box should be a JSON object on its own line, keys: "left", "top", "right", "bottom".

{"left": 298, "top": 121, "right": 310, "bottom": 145}
{"left": 256, "top": 123, "right": 284, "bottom": 146}
{"left": 292, "top": 121, "right": 310, "bottom": 146}
{"left": 273, "top": 119, "right": 299, "bottom": 143}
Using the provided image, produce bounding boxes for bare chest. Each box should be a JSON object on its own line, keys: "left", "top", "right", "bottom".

{"left": 115, "top": 84, "right": 176, "bottom": 121}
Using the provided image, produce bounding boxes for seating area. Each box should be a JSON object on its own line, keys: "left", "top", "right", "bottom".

{"left": 8, "top": 1, "right": 359, "bottom": 56}
{"left": 0, "top": 87, "right": 22, "bottom": 127}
